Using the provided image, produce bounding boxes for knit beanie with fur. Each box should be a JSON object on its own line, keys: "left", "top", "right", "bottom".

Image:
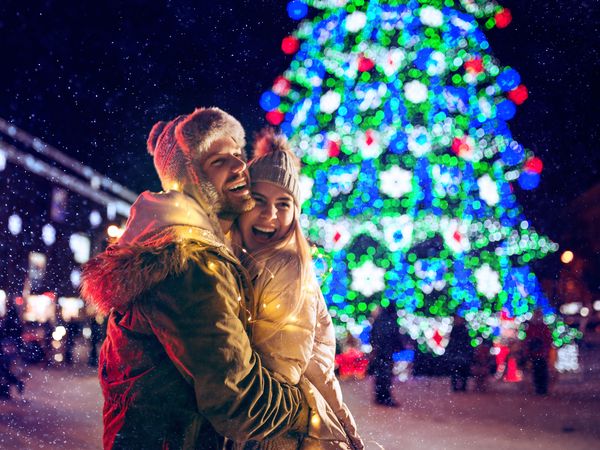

{"left": 146, "top": 107, "right": 246, "bottom": 190}
{"left": 249, "top": 128, "right": 300, "bottom": 204}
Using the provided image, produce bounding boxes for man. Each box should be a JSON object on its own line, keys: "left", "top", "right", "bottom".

{"left": 81, "top": 108, "right": 309, "bottom": 449}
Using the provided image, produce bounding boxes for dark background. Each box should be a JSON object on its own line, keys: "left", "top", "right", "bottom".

{"left": 1, "top": 0, "right": 598, "bottom": 250}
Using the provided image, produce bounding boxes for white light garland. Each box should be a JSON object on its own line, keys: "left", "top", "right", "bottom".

{"left": 350, "top": 261, "right": 386, "bottom": 297}
{"left": 420, "top": 6, "right": 444, "bottom": 28}
{"left": 381, "top": 215, "right": 413, "bottom": 251}
{"left": 379, "top": 48, "right": 406, "bottom": 77}
{"left": 299, "top": 174, "right": 314, "bottom": 203}
{"left": 319, "top": 90, "right": 342, "bottom": 114}
{"left": 379, "top": 165, "right": 413, "bottom": 198}
{"left": 441, "top": 218, "right": 471, "bottom": 254}
{"left": 478, "top": 174, "right": 500, "bottom": 206}
{"left": 426, "top": 51, "right": 447, "bottom": 76}
{"left": 408, "top": 126, "right": 432, "bottom": 156}
{"left": 404, "top": 80, "right": 429, "bottom": 104}
{"left": 345, "top": 11, "right": 367, "bottom": 33}
{"left": 555, "top": 344, "right": 580, "bottom": 373}
{"left": 359, "top": 131, "right": 384, "bottom": 159}
{"left": 475, "top": 264, "right": 502, "bottom": 299}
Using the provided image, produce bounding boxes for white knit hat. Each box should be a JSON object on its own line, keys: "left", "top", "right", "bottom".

{"left": 249, "top": 128, "right": 300, "bottom": 204}
{"left": 147, "top": 107, "right": 246, "bottom": 190}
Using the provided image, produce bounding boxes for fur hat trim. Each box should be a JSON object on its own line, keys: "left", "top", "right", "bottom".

{"left": 176, "top": 107, "right": 246, "bottom": 160}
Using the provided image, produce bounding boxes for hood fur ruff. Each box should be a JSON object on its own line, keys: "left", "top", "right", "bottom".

{"left": 81, "top": 238, "right": 212, "bottom": 315}
{"left": 81, "top": 190, "right": 232, "bottom": 315}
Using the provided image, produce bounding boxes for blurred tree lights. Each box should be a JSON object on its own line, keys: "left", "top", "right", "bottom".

{"left": 261, "top": 0, "right": 578, "bottom": 353}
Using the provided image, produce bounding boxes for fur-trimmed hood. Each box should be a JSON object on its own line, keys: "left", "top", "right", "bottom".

{"left": 81, "top": 190, "right": 234, "bottom": 315}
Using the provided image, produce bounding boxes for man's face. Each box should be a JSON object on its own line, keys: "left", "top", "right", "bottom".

{"left": 199, "top": 136, "right": 254, "bottom": 219}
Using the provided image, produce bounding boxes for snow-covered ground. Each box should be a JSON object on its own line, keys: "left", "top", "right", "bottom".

{"left": 345, "top": 375, "right": 600, "bottom": 450}
{"left": 1, "top": 356, "right": 599, "bottom": 450}
{"left": 0, "top": 365, "right": 103, "bottom": 449}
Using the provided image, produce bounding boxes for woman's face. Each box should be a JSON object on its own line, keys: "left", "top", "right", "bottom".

{"left": 239, "top": 181, "right": 295, "bottom": 252}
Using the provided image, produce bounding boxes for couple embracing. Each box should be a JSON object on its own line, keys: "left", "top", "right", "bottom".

{"left": 82, "top": 107, "right": 365, "bottom": 449}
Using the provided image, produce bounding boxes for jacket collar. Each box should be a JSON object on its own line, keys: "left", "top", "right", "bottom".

{"left": 81, "top": 190, "right": 240, "bottom": 314}
{"left": 118, "top": 190, "right": 226, "bottom": 247}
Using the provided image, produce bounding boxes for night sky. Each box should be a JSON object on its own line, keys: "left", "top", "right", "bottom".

{"left": 1, "top": 0, "right": 599, "bottom": 245}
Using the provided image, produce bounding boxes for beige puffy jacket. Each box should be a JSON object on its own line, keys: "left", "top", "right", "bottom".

{"left": 245, "top": 248, "right": 364, "bottom": 450}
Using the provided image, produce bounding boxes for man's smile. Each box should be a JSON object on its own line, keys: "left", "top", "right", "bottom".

{"left": 225, "top": 178, "right": 250, "bottom": 196}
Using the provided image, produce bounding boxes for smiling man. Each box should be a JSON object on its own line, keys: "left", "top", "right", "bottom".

{"left": 81, "top": 107, "right": 310, "bottom": 449}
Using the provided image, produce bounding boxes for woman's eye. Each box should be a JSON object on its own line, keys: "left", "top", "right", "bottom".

{"left": 278, "top": 202, "right": 291, "bottom": 209}
{"left": 211, "top": 159, "right": 224, "bottom": 166}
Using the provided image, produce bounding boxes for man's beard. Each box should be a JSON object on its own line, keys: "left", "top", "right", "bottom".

{"left": 200, "top": 178, "right": 254, "bottom": 220}
{"left": 217, "top": 192, "right": 255, "bottom": 221}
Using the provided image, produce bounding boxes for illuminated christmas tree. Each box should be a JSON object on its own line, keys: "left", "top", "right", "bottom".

{"left": 261, "top": 0, "right": 577, "bottom": 353}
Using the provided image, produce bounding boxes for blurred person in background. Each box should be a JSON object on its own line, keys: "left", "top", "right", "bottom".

{"left": 471, "top": 339, "right": 496, "bottom": 392}
{"left": 524, "top": 310, "right": 553, "bottom": 395}
{"left": 445, "top": 315, "right": 474, "bottom": 392}
{"left": 368, "top": 303, "right": 404, "bottom": 407}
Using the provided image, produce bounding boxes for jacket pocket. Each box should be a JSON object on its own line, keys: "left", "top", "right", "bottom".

{"left": 100, "top": 362, "right": 156, "bottom": 407}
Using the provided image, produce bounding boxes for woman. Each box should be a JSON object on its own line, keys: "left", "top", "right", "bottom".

{"left": 232, "top": 129, "right": 364, "bottom": 449}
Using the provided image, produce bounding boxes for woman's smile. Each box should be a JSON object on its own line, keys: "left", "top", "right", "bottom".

{"left": 239, "top": 181, "right": 295, "bottom": 252}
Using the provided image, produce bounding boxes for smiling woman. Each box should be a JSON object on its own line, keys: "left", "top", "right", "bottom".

{"left": 239, "top": 182, "right": 295, "bottom": 252}
{"left": 231, "top": 129, "right": 365, "bottom": 450}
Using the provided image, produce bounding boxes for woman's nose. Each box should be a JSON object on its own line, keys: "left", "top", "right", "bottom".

{"left": 259, "top": 203, "right": 277, "bottom": 219}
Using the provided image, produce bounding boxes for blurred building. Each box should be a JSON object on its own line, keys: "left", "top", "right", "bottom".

{"left": 0, "top": 118, "right": 135, "bottom": 328}
{"left": 556, "top": 183, "right": 600, "bottom": 333}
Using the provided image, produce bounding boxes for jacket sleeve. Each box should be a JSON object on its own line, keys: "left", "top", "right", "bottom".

{"left": 141, "top": 252, "right": 309, "bottom": 442}
{"left": 303, "top": 293, "right": 364, "bottom": 450}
